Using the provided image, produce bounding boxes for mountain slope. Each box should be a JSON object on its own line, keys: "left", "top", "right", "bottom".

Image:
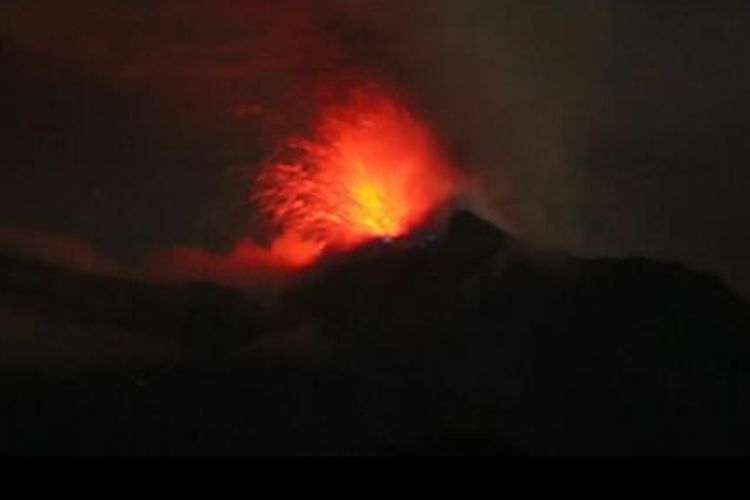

{"left": 1, "top": 212, "right": 749, "bottom": 455}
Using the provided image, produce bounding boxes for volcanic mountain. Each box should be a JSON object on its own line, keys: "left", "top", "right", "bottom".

{"left": 1, "top": 211, "right": 749, "bottom": 456}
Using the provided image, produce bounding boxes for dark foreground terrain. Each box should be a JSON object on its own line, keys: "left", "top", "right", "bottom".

{"left": 1, "top": 212, "right": 749, "bottom": 456}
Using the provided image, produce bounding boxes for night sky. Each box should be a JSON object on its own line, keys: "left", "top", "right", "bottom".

{"left": 1, "top": 1, "right": 749, "bottom": 297}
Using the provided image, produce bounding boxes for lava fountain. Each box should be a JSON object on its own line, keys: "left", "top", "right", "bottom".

{"left": 253, "top": 84, "right": 461, "bottom": 267}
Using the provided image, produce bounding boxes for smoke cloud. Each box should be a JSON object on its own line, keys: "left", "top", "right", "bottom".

{"left": 1, "top": 1, "right": 749, "bottom": 296}
{"left": 0, "top": 225, "right": 122, "bottom": 277}
{"left": 0, "top": 223, "right": 300, "bottom": 291}
{"left": 141, "top": 240, "right": 297, "bottom": 291}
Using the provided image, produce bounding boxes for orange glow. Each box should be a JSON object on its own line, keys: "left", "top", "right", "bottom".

{"left": 253, "top": 84, "right": 460, "bottom": 267}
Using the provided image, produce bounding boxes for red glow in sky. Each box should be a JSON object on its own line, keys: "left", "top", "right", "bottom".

{"left": 253, "top": 84, "right": 460, "bottom": 267}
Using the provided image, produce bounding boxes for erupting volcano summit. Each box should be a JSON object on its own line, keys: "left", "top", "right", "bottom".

{"left": 253, "top": 84, "right": 461, "bottom": 267}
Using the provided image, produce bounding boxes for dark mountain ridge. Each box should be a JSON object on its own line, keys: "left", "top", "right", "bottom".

{"left": 1, "top": 211, "right": 749, "bottom": 455}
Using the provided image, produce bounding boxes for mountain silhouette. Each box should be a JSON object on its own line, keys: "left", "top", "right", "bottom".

{"left": 1, "top": 211, "right": 749, "bottom": 455}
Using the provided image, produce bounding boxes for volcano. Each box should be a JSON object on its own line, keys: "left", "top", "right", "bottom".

{"left": 252, "top": 84, "right": 461, "bottom": 267}
{"left": 1, "top": 211, "right": 749, "bottom": 456}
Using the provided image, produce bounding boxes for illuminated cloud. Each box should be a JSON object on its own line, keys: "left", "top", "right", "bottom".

{"left": 0, "top": 225, "right": 122, "bottom": 276}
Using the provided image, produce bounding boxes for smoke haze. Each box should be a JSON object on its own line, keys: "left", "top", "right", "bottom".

{"left": 1, "top": 1, "right": 749, "bottom": 295}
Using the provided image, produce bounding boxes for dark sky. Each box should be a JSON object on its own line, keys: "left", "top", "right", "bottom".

{"left": 1, "top": 1, "right": 749, "bottom": 297}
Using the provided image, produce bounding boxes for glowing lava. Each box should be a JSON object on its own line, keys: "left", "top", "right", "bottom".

{"left": 253, "top": 84, "right": 460, "bottom": 267}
